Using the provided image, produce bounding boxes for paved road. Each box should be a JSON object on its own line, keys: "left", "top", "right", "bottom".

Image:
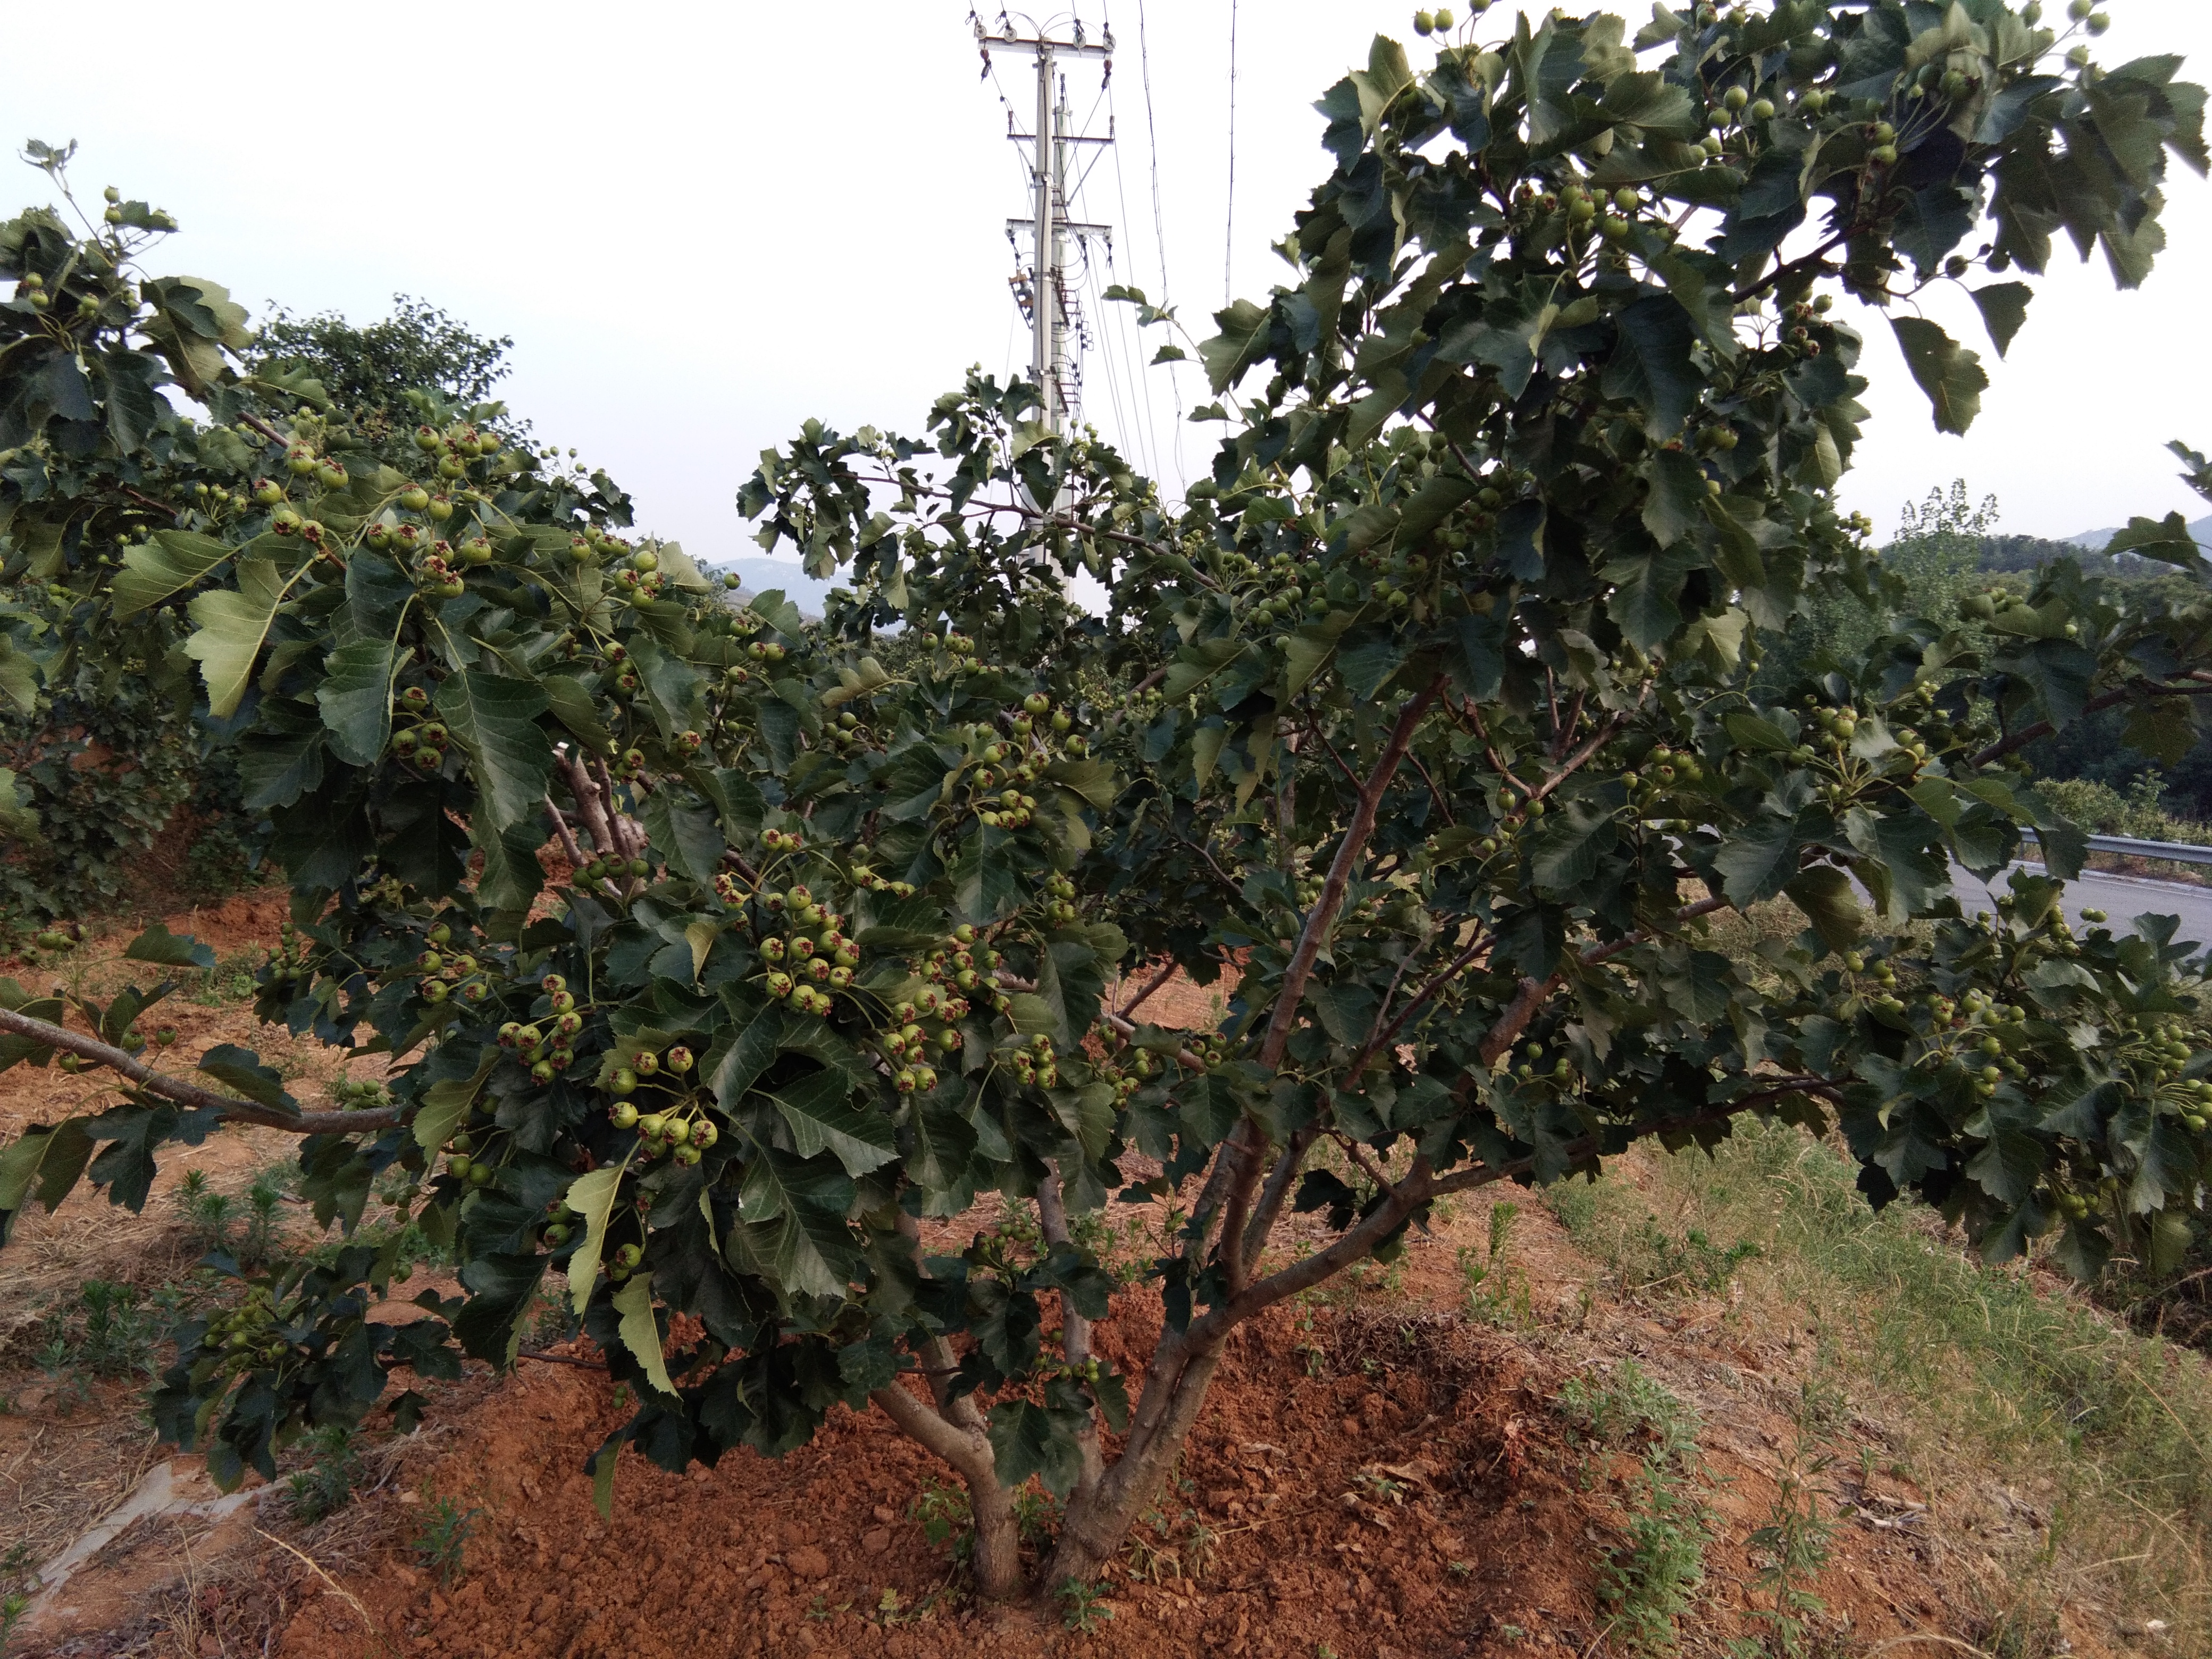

{"left": 1947, "top": 862, "right": 2212, "bottom": 950}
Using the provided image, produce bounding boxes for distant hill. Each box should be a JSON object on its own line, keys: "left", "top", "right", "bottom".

{"left": 700, "top": 556, "right": 834, "bottom": 619}
{"left": 2063, "top": 514, "right": 2212, "bottom": 552}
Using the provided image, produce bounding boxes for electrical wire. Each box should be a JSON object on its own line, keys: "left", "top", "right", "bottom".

{"left": 1102, "top": 80, "right": 1165, "bottom": 485}
{"left": 1225, "top": 0, "right": 1238, "bottom": 306}
{"left": 1134, "top": 0, "right": 1188, "bottom": 492}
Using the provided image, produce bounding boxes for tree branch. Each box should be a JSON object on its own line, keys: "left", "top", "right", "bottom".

{"left": 1117, "top": 960, "right": 1179, "bottom": 1019}
{"left": 0, "top": 1008, "right": 405, "bottom": 1134}
{"left": 1967, "top": 681, "right": 2212, "bottom": 768}
{"left": 1258, "top": 680, "right": 1443, "bottom": 1072}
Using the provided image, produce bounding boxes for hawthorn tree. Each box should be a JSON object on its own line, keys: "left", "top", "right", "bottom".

{"left": 3, "top": 0, "right": 2211, "bottom": 1607}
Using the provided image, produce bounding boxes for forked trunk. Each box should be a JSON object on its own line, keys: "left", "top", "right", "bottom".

{"left": 1036, "top": 1339, "right": 1229, "bottom": 1593}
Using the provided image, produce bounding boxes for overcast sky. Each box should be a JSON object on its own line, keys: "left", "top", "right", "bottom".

{"left": 12, "top": 1, "right": 2210, "bottom": 560}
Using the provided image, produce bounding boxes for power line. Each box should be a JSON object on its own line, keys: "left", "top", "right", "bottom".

{"left": 1225, "top": 0, "right": 1238, "bottom": 306}
{"left": 1135, "top": 0, "right": 1188, "bottom": 491}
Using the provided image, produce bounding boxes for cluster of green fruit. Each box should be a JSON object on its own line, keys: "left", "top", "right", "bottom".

{"left": 415, "top": 925, "right": 494, "bottom": 1005}
{"left": 28, "top": 923, "right": 80, "bottom": 951}
{"left": 958, "top": 694, "right": 1079, "bottom": 830}
{"left": 1510, "top": 1040, "right": 1577, "bottom": 1087}
{"left": 575, "top": 847, "right": 652, "bottom": 886}
{"left": 494, "top": 973, "right": 585, "bottom": 1083}
{"left": 259, "top": 921, "right": 321, "bottom": 987}
{"left": 932, "top": 632, "right": 992, "bottom": 676}
{"left": 606, "top": 1048, "right": 715, "bottom": 1164}
{"left": 329, "top": 1076, "right": 390, "bottom": 1111}
{"left": 200, "top": 1288, "right": 286, "bottom": 1376}
{"left": 1989, "top": 891, "right": 2088, "bottom": 960}
{"left": 752, "top": 882, "right": 853, "bottom": 1018}
{"left": 1091, "top": 1034, "right": 1155, "bottom": 1101}
{"left": 1958, "top": 587, "right": 2080, "bottom": 640}
{"left": 2111, "top": 1006, "right": 2212, "bottom": 1130}
{"left": 611, "top": 546, "right": 672, "bottom": 600}
{"left": 1408, "top": 5, "right": 1470, "bottom": 36}
{"left": 387, "top": 686, "right": 450, "bottom": 772}
{"left": 1619, "top": 744, "right": 1705, "bottom": 821}
{"left": 825, "top": 709, "right": 875, "bottom": 753}
{"left": 999, "top": 1032, "right": 1060, "bottom": 1091}
{"left": 442, "top": 1128, "right": 500, "bottom": 1187}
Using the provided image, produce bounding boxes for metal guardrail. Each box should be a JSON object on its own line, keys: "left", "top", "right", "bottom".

{"left": 2022, "top": 828, "right": 2212, "bottom": 867}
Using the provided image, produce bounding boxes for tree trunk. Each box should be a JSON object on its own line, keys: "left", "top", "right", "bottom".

{"left": 969, "top": 1476, "right": 1025, "bottom": 1601}
{"left": 1038, "top": 1337, "right": 1229, "bottom": 1590}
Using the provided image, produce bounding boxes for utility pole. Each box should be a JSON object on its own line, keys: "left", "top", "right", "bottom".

{"left": 973, "top": 10, "right": 1115, "bottom": 440}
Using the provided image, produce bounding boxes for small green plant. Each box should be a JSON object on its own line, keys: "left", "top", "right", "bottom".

{"left": 173, "top": 1168, "right": 234, "bottom": 1252}
{"left": 1556, "top": 1361, "right": 1699, "bottom": 1461}
{"left": 1057, "top": 1576, "right": 1113, "bottom": 1633}
{"left": 1599, "top": 1454, "right": 1713, "bottom": 1653}
{"left": 913, "top": 1477, "right": 974, "bottom": 1556}
{"left": 284, "top": 1423, "right": 364, "bottom": 1523}
{"left": 1458, "top": 1201, "right": 1534, "bottom": 1326}
{"left": 409, "top": 1495, "right": 481, "bottom": 1587}
{"left": 1013, "top": 1480, "right": 1063, "bottom": 1548}
{"left": 1730, "top": 1446, "right": 1836, "bottom": 1658}
{"left": 37, "top": 1278, "right": 171, "bottom": 1393}
{"left": 0, "top": 1540, "right": 34, "bottom": 1657}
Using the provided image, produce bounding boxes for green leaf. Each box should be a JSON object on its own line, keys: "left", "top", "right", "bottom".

{"left": 765, "top": 1070, "right": 898, "bottom": 1177}
{"left": 565, "top": 1160, "right": 631, "bottom": 1315}
{"left": 185, "top": 547, "right": 308, "bottom": 718}
{"left": 412, "top": 1052, "right": 498, "bottom": 1155}
{"left": 434, "top": 672, "right": 554, "bottom": 832}
{"left": 611, "top": 1276, "right": 677, "bottom": 1398}
{"left": 196, "top": 1044, "right": 298, "bottom": 1112}
{"left": 316, "top": 640, "right": 396, "bottom": 768}
{"left": 1723, "top": 711, "right": 1792, "bottom": 753}
{"left": 0, "top": 643, "right": 37, "bottom": 718}
{"left": 112, "top": 530, "right": 234, "bottom": 618}
{"left": 1967, "top": 283, "right": 2033, "bottom": 359}
{"left": 0, "top": 1117, "right": 95, "bottom": 1238}
{"left": 1784, "top": 866, "right": 1863, "bottom": 951}
{"left": 1600, "top": 295, "right": 1704, "bottom": 441}
{"left": 1640, "top": 449, "right": 1708, "bottom": 547}
{"left": 640, "top": 790, "right": 726, "bottom": 883}
{"left": 987, "top": 1398, "right": 1086, "bottom": 1500}
{"left": 2105, "top": 512, "right": 2205, "bottom": 569}
{"left": 542, "top": 675, "right": 615, "bottom": 757}
{"left": 589, "top": 1439, "right": 621, "bottom": 1521}
{"left": 1890, "top": 317, "right": 1987, "bottom": 435}
{"left": 124, "top": 923, "right": 215, "bottom": 970}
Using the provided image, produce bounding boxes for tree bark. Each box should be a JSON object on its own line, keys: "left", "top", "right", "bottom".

{"left": 869, "top": 1380, "right": 1023, "bottom": 1599}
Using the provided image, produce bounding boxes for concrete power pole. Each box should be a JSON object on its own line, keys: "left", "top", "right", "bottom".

{"left": 973, "top": 11, "right": 1115, "bottom": 440}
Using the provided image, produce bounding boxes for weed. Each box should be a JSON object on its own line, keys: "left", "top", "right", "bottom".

{"left": 173, "top": 1168, "right": 234, "bottom": 1253}
{"left": 912, "top": 1477, "right": 973, "bottom": 1557}
{"left": 1556, "top": 1361, "right": 1699, "bottom": 1461}
{"left": 1058, "top": 1576, "right": 1113, "bottom": 1633}
{"left": 1013, "top": 1480, "right": 1062, "bottom": 1548}
{"left": 284, "top": 1424, "right": 364, "bottom": 1523}
{"left": 1459, "top": 1201, "right": 1534, "bottom": 1327}
{"left": 525, "top": 1292, "right": 580, "bottom": 1350}
{"left": 409, "top": 1495, "right": 481, "bottom": 1587}
{"left": 1598, "top": 1454, "right": 1713, "bottom": 1653}
{"left": 0, "top": 1540, "right": 32, "bottom": 1658}
{"left": 1123, "top": 1501, "right": 1217, "bottom": 1583}
{"left": 37, "top": 1278, "right": 173, "bottom": 1393}
{"left": 1732, "top": 1444, "right": 1836, "bottom": 1659}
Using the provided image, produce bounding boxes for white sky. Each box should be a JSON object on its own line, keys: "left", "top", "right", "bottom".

{"left": 11, "top": 1, "right": 2210, "bottom": 556}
